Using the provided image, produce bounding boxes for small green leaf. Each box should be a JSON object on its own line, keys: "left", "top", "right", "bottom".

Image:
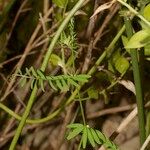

{"left": 108, "top": 61, "right": 115, "bottom": 73}
{"left": 144, "top": 44, "right": 150, "bottom": 56}
{"left": 90, "top": 128, "right": 102, "bottom": 145}
{"left": 115, "top": 56, "right": 129, "bottom": 74}
{"left": 87, "top": 87, "right": 99, "bottom": 99}
{"left": 73, "top": 74, "right": 91, "bottom": 82}
{"left": 61, "top": 79, "right": 69, "bottom": 91}
{"left": 31, "top": 79, "right": 35, "bottom": 89}
{"left": 125, "top": 30, "right": 150, "bottom": 48}
{"left": 67, "top": 78, "right": 79, "bottom": 87}
{"left": 19, "top": 78, "right": 27, "bottom": 87}
{"left": 49, "top": 54, "right": 62, "bottom": 66}
{"left": 52, "top": 0, "right": 68, "bottom": 8}
{"left": 17, "top": 68, "right": 22, "bottom": 75}
{"left": 87, "top": 128, "right": 96, "bottom": 147}
{"left": 25, "top": 67, "right": 31, "bottom": 76}
{"left": 37, "top": 70, "right": 46, "bottom": 80}
{"left": 112, "top": 50, "right": 120, "bottom": 64}
{"left": 67, "top": 126, "right": 84, "bottom": 140}
{"left": 103, "top": 137, "right": 118, "bottom": 150}
{"left": 121, "top": 35, "right": 130, "bottom": 53}
{"left": 67, "top": 123, "right": 84, "bottom": 129}
{"left": 82, "top": 126, "right": 88, "bottom": 149}
{"left": 30, "top": 67, "right": 38, "bottom": 78}
{"left": 95, "top": 130, "right": 106, "bottom": 142}
{"left": 143, "top": 4, "right": 150, "bottom": 21}
{"left": 39, "top": 79, "right": 45, "bottom": 92}
{"left": 56, "top": 80, "right": 63, "bottom": 90}
{"left": 48, "top": 80, "right": 58, "bottom": 91}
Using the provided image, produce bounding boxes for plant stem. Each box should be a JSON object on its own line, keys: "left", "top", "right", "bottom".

{"left": 117, "top": 0, "right": 150, "bottom": 27}
{"left": 9, "top": 0, "right": 85, "bottom": 149}
{"left": 78, "top": 93, "right": 86, "bottom": 125}
{"left": 78, "top": 137, "right": 82, "bottom": 150}
{"left": 124, "top": 17, "right": 146, "bottom": 145}
{"left": 9, "top": 85, "right": 38, "bottom": 150}
{"left": 88, "top": 25, "right": 126, "bottom": 76}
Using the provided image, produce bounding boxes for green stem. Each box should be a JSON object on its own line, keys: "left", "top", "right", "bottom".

{"left": 9, "top": 85, "right": 38, "bottom": 150}
{"left": 0, "top": 25, "right": 126, "bottom": 125}
{"left": 78, "top": 137, "right": 83, "bottom": 150}
{"left": 78, "top": 93, "right": 86, "bottom": 125}
{"left": 124, "top": 17, "right": 146, "bottom": 145}
{"left": 117, "top": 0, "right": 150, "bottom": 27}
{"left": 88, "top": 25, "right": 126, "bottom": 75}
{"left": 9, "top": 0, "right": 85, "bottom": 149}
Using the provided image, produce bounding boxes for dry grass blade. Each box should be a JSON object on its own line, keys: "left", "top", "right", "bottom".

{"left": 90, "top": 0, "right": 116, "bottom": 18}
{"left": 119, "top": 80, "right": 136, "bottom": 95}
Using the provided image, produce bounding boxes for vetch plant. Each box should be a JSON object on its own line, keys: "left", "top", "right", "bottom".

{"left": 1, "top": 0, "right": 150, "bottom": 149}
{"left": 17, "top": 67, "right": 91, "bottom": 92}
{"left": 67, "top": 123, "right": 118, "bottom": 150}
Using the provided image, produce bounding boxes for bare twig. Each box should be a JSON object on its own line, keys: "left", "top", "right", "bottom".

{"left": 98, "top": 107, "right": 138, "bottom": 150}
{"left": 87, "top": 104, "right": 136, "bottom": 119}
{"left": 93, "top": 3, "right": 120, "bottom": 46}
{"left": 7, "top": 0, "right": 28, "bottom": 42}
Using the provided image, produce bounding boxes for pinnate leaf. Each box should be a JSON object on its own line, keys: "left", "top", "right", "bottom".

{"left": 67, "top": 123, "right": 84, "bottom": 129}
{"left": 90, "top": 128, "right": 102, "bottom": 145}
{"left": 87, "top": 128, "right": 96, "bottom": 147}
{"left": 67, "top": 126, "right": 84, "bottom": 140}
{"left": 82, "top": 126, "right": 88, "bottom": 149}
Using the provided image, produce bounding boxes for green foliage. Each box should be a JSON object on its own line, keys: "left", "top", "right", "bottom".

{"left": 121, "top": 35, "right": 130, "bottom": 53}
{"left": 60, "top": 18, "right": 78, "bottom": 52}
{"left": 67, "top": 123, "right": 118, "bottom": 150}
{"left": 49, "top": 54, "right": 62, "bottom": 66}
{"left": 87, "top": 87, "right": 99, "bottom": 99}
{"left": 145, "top": 44, "right": 150, "bottom": 56}
{"left": 52, "top": 0, "right": 68, "bottom": 8}
{"left": 59, "top": 18, "right": 78, "bottom": 72}
{"left": 115, "top": 56, "right": 129, "bottom": 74}
{"left": 110, "top": 50, "right": 129, "bottom": 74}
{"left": 143, "top": 4, "right": 150, "bottom": 21}
{"left": 16, "top": 67, "right": 91, "bottom": 92}
{"left": 125, "top": 29, "right": 150, "bottom": 49}
{"left": 3, "top": 0, "right": 150, "bottom": 149}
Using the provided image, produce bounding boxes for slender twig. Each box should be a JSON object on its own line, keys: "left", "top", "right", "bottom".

{"left": 87, "top": 104, "right": 136, "bottom": 119}
{"left": 78, "top": 93, "right": 86, "bottom": 125}
{"left": 7, "top": 0, "right": 28, "bottom": 42}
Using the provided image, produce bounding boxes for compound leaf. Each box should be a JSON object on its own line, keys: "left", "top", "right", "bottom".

{"left": 82, "top": 126, "right": 88, "bottom": 149}
{"left": 87, "top": 128, "right": 96, "bottom": 147}
{"left": 67, "top": 126, "right": 84, "bottom": 140}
